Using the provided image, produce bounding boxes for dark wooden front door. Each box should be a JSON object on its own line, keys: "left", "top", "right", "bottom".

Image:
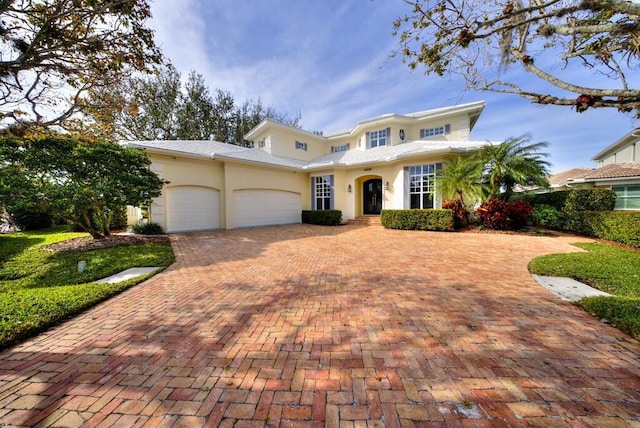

{"left": 363, "top": 179, "right": 382, "bottom": 215}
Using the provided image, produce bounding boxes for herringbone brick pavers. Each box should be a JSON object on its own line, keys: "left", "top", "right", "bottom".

{"left": 1, "top": 224, "right": 640, "bottom": 427}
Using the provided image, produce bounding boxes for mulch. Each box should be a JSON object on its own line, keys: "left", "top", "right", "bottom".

{"left": 43, "top": 234, "right": 169, "bottom": 253}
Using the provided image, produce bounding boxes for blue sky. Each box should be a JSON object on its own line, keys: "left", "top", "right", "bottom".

{"left": 148, "top": 0, "right": 640, "bottom": 174}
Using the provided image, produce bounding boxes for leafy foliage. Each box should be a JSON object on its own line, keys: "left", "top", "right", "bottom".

{"left": 441, "top": 199, "right": 467, "bottom": 229}
{"left": 0, "top": 0, "right": 162, "bottom": 130}
{"left": 569, "top": 211, "right": 640, "bottom": 247}
{"left": 476, "top": 135, "right": 550, "bottom": 201}
{"left": 438, "top": 155, "right": 483, "bottom": 205}
{"left": 301, "top": 210, "right": 342, "bottom": 226}
{"left": 130, "top": 222, "right": 165, "bottom": 235}
{"left": 393, "top": 0, "right": 640, "bottom": 115}
{"left": 87, "top": 63, "right": 301, "bottom": 144}
{"left": 476, "top": 198, "right": 532, "bottom": 230}
{"left": 381, "top": 209, "right": 455, "bottom": 231}
{"left": 531, "top": 204, "right": 565, "bottom": 230}
{"left": 0, "top": 135, "right": 166, "bottom": 239}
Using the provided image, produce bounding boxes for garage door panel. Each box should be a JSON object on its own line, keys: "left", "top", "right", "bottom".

{"left": 234, "top": 190, "right": 300, "bottom": 228}
{"left": 166, "top": 186, "right": 220, "bottom": 232}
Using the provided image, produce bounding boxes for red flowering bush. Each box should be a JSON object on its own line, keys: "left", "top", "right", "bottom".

{"left": 442, "top": 199, "right": 467, "bottom": 229}
{"left": 476, "top": 198, "right": 532, "bottom": 230}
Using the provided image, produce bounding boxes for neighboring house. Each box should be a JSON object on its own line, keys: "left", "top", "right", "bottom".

{"left": 126, "top": 101, "right": 497, "bottom": 232}
{"left": 548, "top": 128, "right": 640, "bottom": 210}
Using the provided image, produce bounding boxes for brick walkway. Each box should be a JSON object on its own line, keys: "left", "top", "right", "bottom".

{"left": 1, "top": 224, "right": 639, "bottom": 427}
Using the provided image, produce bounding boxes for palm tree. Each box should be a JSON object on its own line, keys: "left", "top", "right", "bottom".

{"left": 438, "top": 155, "right": 484, "bottom": 206}
{"left": 477, "top": 134, "right": 550, "bottom": 201}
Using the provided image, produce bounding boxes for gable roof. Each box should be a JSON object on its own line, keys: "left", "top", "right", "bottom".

{"left": 549, "top": 163, "right": 640, "bottom": 187}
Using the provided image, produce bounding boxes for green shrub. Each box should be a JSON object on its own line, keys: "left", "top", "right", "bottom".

{"left": 547, "top": 188, "right": 616, "bottom": 232}
{"left": 571, "top": 211, "right": 640, "bottom": 247}
{"left": 476, "top": 198, "right": 532, "bottom": 230}
{"left": 130, "top": 222, "right": 165, "bottom": 235}
{"left": 515, "top": 191, "right": 569, "bottom": 210}
{"left": 564, "top": 188, "right": 616, "bottom": 212}
{"left": 380, "top": 209, "right": 454, "bottom": 231}
{"left": 532, "top": 204, "right": 565, "bottom": 229}
{"left": 301, "top": 210, "right": 342, "bottom": 225}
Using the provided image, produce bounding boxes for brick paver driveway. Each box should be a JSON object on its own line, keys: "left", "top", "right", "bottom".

{"left": 1, "top": 224, "right": 640, "bottom": 427}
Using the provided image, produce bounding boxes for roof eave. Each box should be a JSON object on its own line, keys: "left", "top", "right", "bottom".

{"left": 591, "top": 127, "right": 640, "bottom": 161}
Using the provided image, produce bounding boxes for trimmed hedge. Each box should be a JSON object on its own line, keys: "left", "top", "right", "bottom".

{"left": 571, "top": 211, "right": 640, "bottom": 247}
{"left": 301, "top": 210, "right": 342, "bottom": 225}
{"left": 515, "top": 191, "right": 569, "bottom": 210}
{"left": 380, "top": 209, "right": 454, "bottom": 231}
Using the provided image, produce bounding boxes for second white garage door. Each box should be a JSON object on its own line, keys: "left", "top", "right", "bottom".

{"left": 166, "top": 186, "right": 220, "bottom": 232}
{"left": 233, "top": 189, "right": 301, "bottom": 228}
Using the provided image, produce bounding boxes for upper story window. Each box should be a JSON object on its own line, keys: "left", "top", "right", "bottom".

{"left": 257, "top": 139, "right": 265, "bottom": 148}
{"left": 369, "top": 128, "right": 388, "bottom": 148}
{"left": 331, "top": 143, "right": 350, "bottom": 153}
{"left": 420, "top": 124, "right": 451, "bottom": 138}
{"left": 295, "top": 140, "right": 307, "bottom": 151}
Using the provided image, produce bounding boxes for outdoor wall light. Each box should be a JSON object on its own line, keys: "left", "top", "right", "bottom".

{"left": 385, "top": 181, "right": 390, "bottom": 190}
{"left": 347, "top": 184, "right": 352, "bottom": 193}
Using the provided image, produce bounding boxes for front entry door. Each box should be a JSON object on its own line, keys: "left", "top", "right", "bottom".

{"left": 363, "top": 179, "right": 382, "bottom": 215}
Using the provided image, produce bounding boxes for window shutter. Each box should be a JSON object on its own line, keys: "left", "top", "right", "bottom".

{"left": 403, "top": 167, "right": 410, "bottom": 209}
{"left": 435, "top": 163, "right": 443, "bottom": 208}
{"left": 311, "top": 178, "right": 316, "bottom": 210}
{"left": 329, "top": 175, "right": 335, "bottom": 210}
{"left": 366, "top": 132, "right": 370, "bottom": 149}
{"left": 386, "top": 127, "right": 391, "bottom": 145}
{"left": 444, "top": 124, "right": 451, "bottom": 134}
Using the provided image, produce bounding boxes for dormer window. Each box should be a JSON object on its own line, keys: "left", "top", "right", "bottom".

{"left": 420, "top": 124, "right": 451, "bottom": 138}
{"left": 368, "top": 128, "right": 389, "bottom": 148}
{"left": 295, "top": 140, "right": 307, "bottom": 151}
{"left": 257, "top": 139, "right": 265, "bottom": 148}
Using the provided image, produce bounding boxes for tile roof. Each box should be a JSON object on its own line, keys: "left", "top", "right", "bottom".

{"left": 549, "top": 163, "right": 640, "bottom": 186}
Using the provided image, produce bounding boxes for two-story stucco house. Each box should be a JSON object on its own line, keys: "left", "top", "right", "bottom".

{"left": 126, "top": 101, "right": 497, "bottom": 232}
{"left": 548, "top": 128, "right": 640, "bottom": 210}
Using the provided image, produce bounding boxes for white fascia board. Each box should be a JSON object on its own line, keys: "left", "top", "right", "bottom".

{"left": 210, "top": 153, "right": 304, "bottom": 171}
{"left": 591, "top": 127, "right": 640, "bottom": 161}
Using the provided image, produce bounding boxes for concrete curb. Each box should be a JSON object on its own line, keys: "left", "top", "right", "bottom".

{"left": 95, "top": 267, "right": 162, "bottom": 284}
{"left": 532, "top": 274, "right": 611, "bottom": 302}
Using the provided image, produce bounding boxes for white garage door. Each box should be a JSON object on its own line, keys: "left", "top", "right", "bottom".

{"left": 234, "top": 190, "right": 301, "bottom": 228}
{"left": 166, "top": 186, "right": 220, "bottom": 232}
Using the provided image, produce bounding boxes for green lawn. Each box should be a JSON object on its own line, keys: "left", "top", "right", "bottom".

{"left": 529, "top": 242, "right": 640, "bottom": 340}
{"left": 0, "top": 226, "right": 174, "bottom": 350}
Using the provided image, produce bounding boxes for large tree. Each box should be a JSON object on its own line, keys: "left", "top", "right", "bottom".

{"left": 0, "top": 0, "right": 162, "bottom": 131}
{"left": 88, "top": 64, "right": 301, "bottom": 145}
{"left": 0, "top": 135, "right": 165, "bottom": 239}
{"left": 393, "top": 0, "right": 640, "bottom": 115}
{"left": 477, "top": 134, "right": 550, "bottom": 201}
